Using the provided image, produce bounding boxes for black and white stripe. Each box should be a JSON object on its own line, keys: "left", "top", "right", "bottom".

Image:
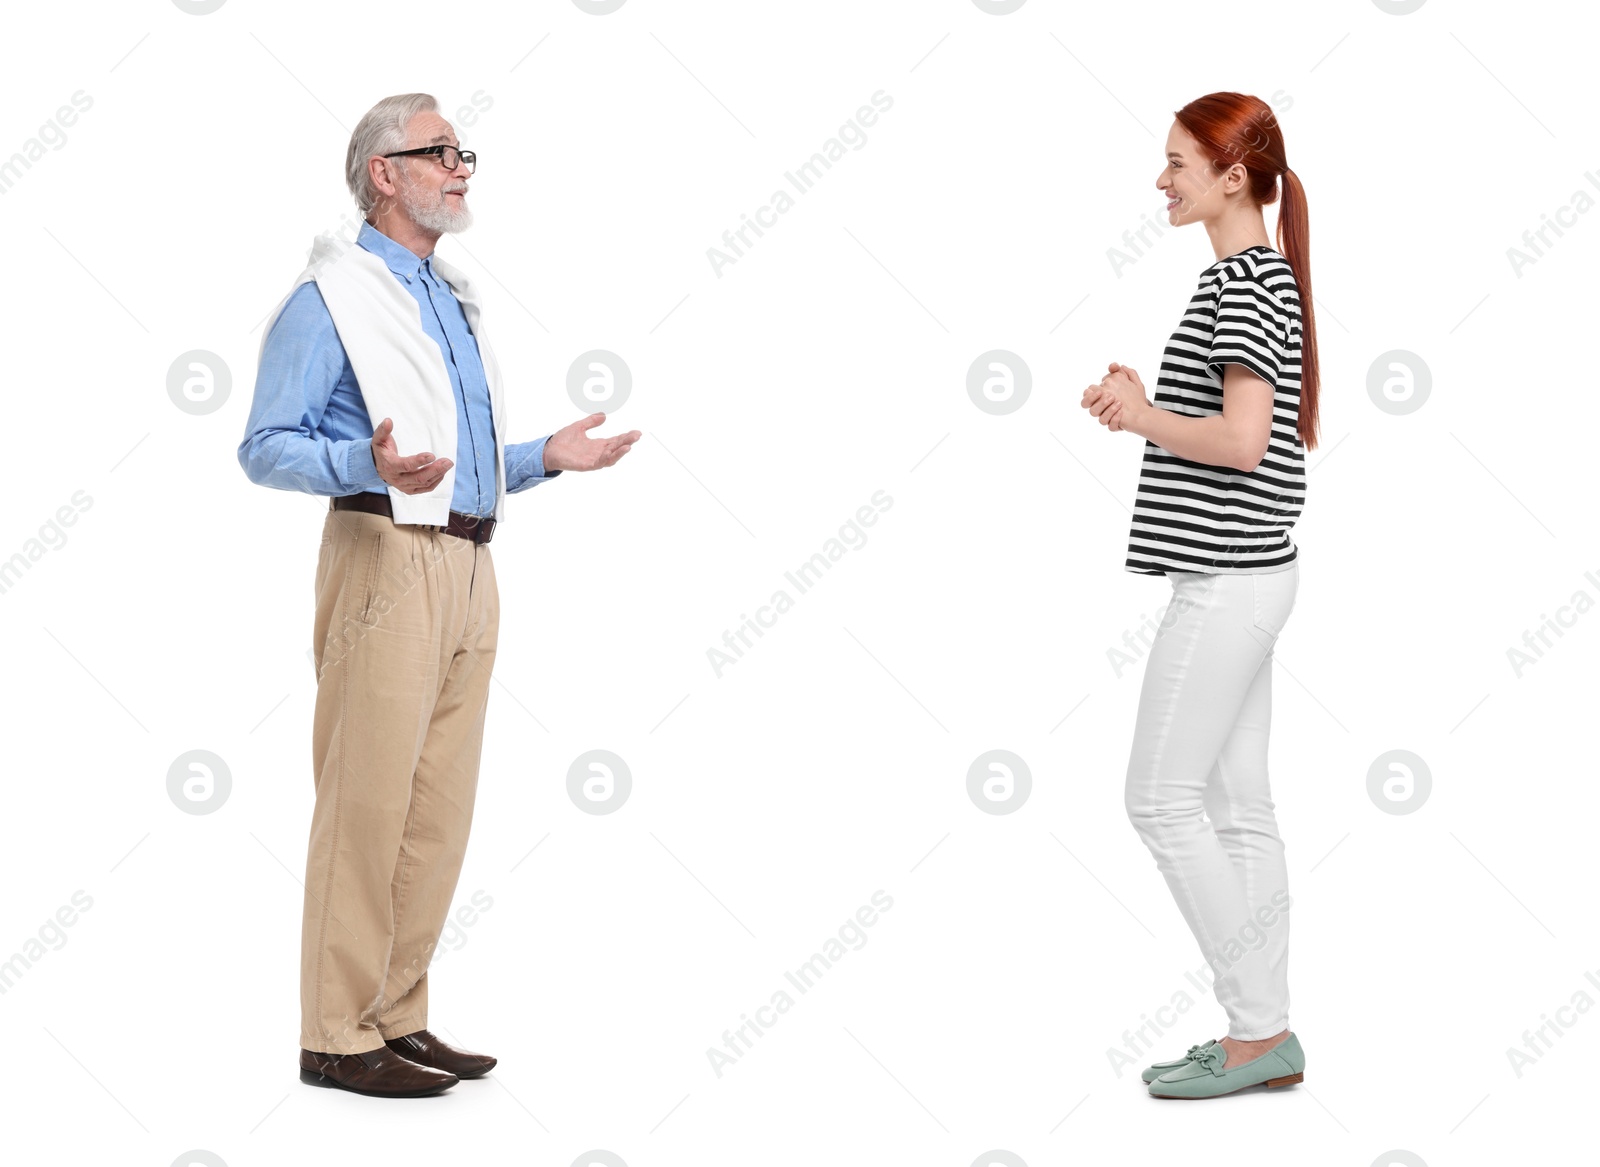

{"left": 1125, "top": 245, "right": 1306, "bottom": 576}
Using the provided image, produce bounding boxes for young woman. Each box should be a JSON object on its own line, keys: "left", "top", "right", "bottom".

{"left": 1082, "top": 91, "right": 1321, "bottom": 1100}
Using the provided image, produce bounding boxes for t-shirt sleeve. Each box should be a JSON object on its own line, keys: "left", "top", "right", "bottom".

{"left": 1207, "top": 275, "right": 1291, "bottom": 387}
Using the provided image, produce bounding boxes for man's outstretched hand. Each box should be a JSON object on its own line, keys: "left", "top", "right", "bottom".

{"left": 372, "top": 417, "right": 453, "bottom": 494}
{"left": 544, "top": 412, "right": 642, "bottom": 473}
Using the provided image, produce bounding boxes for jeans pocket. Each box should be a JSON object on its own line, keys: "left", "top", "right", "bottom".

{"left": 1250, "top": 570, "right": 1297, "bottom": 639}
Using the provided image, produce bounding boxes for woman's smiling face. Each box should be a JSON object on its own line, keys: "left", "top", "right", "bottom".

{"left": 1157, "top": 121, "right": 1243, "bottom": 225}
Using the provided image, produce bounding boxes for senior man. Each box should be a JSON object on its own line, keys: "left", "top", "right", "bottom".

{"left": 239, "top": 92, "right": 640, "bottom": 1099}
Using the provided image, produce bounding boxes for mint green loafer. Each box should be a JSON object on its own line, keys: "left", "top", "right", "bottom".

{"left": 1147, "top": 1033, "right": 1305, "bottom": 1098}
{"left": 1140, "top": 1039, "right": 1220, "bottom": 1084}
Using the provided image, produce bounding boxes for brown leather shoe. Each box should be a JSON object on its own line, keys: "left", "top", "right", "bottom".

{"left": 299, "top": 1046, "right": 458, "bottom": 1097}
{"left": 383, "top": 1029, "right": 497, "bottom": 1079}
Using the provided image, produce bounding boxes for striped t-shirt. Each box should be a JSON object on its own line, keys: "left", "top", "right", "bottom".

{"left": 1124, "top": 245, "right": 1306, "bottom": 576}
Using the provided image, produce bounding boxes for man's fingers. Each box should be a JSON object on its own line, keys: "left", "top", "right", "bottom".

{"left": 591, "top": 438, "right": 639, "bottom": 469}
{"left": 581, "top": 432, "right": 640, "bottom": 469}
{"left": 390, "top": 457, "right": 451, "bottom": 493}
{"left": 388, "top": 453, "right": 448, "bottom": 483}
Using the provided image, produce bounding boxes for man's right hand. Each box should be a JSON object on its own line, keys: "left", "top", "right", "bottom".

{"left": 371, "top": 417, "right": 453, "bottom": 495}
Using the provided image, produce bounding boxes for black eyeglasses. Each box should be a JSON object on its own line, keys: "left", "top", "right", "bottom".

{"left": 382, "top": 144, "right": 476, "bottom": 174}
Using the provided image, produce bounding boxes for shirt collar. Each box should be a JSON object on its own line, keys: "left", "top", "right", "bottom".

{"left": 357, "top": 220, "right": 435, "bottom": 284}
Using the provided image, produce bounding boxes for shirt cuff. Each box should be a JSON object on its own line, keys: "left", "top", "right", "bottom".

{"left": 507, "top": 434, "right": 563, "bottom": 493}
{"left": 339, "top": 437, "right": 385, "bottom": 491}
{"left": 535, "top": 434, "right": 562, "bottom": 479}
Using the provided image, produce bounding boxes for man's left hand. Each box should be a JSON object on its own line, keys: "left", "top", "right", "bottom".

{"left": 545, "top": 412, "right": 642, "bottom": 473}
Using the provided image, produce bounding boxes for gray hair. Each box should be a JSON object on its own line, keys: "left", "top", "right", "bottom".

{"left": 345, "top": 92, "right": 438, "bottom": 215}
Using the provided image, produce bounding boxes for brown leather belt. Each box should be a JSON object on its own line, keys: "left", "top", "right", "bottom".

{"left": 330, "top": 491, "right": 496, "bottom": 545}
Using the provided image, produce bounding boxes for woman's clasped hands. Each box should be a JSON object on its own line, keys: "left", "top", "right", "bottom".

{"left": 1081, "top": 362, "right": 1151, "bottom": 433}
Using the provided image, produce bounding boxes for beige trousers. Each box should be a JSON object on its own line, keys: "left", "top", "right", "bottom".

{"left": 301, "top": 501, "right": 499, "bottom": 1054}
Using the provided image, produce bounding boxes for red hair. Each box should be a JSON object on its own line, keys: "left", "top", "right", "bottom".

{"left": 1174, "top": 92, "right": 1320, "bottom": 451}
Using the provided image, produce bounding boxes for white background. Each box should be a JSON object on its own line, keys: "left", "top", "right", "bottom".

{"left": 1, "top": 1, "right": 1595, "bottom": 1165}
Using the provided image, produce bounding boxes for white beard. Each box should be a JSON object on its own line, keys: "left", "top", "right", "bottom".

{"left": 400, "top": 173, "right": 473, "bottom": 234}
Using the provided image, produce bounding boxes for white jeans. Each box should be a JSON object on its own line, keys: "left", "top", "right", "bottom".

{"left": 1124, "top": 563, "right": 1300, "bottom": 1040}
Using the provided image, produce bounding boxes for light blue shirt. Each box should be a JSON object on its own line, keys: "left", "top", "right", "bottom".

{"left": 239, "top": 220, "right": 560, "bottom": 516}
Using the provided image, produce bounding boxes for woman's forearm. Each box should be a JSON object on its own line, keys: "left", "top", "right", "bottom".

{"left": 1125, "top": 404, "right": 1252, "bottom": 472}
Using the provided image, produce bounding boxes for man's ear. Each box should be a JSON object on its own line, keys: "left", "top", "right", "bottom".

{"left": 369, "top": 156, "right": 398, "bottom": 199}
